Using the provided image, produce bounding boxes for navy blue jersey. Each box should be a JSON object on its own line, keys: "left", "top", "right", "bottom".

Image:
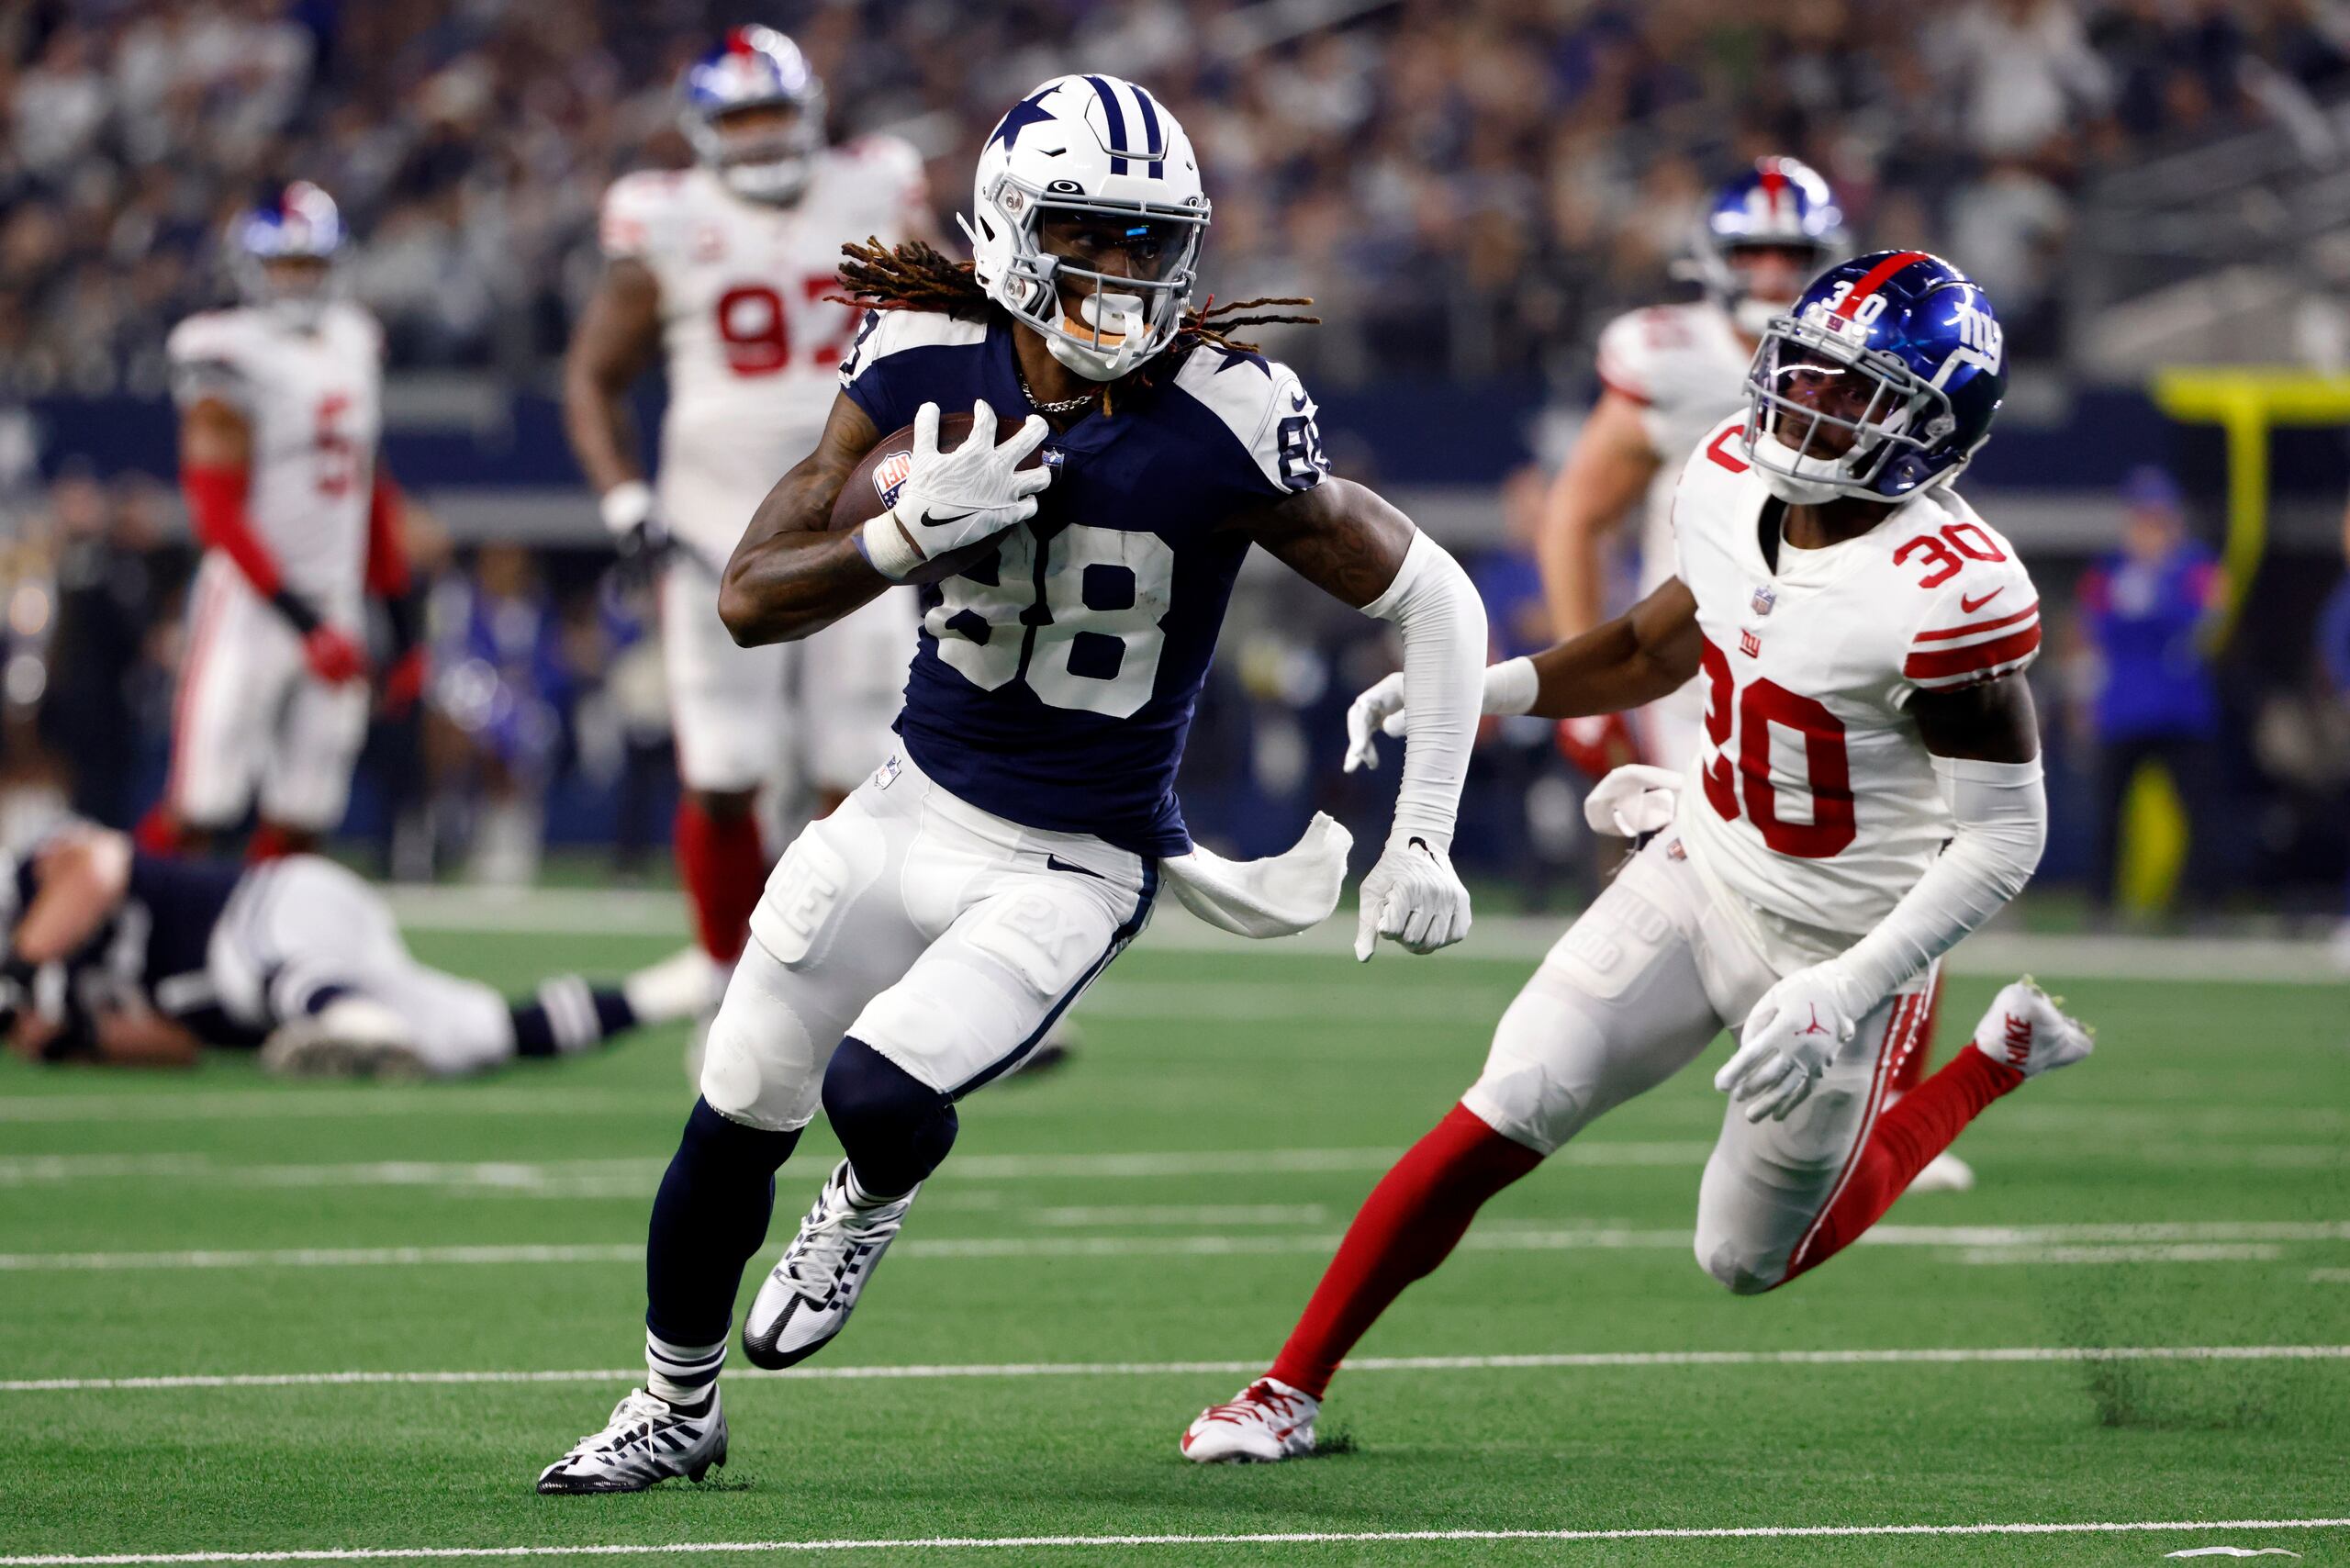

{"left": 7, "top": 848, "right": 252, "bottom": 1046}
{"left": 840, "top": 308, "right": 1328, "bottom": 856}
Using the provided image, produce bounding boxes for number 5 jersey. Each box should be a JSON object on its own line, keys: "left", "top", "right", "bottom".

{"left": 1670, "top": 416, "right": 2042, "bottom": 969}
{"left": 838, "top": 307, "right": 1331, "bottom": 857}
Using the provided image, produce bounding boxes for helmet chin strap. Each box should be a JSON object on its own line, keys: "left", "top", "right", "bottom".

{"left": 1044, "top": 291, "right": 1147, "bottom": 382}
{"left": 722, "top": 156, "right": 811, "bottom": 205}
{"left": 1751, "top": 432, "right": 1852, "bottom": 506}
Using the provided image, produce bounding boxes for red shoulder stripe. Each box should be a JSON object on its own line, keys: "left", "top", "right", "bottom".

{"left": 1910, "top": 601, "right": 2040, "bottom": 644}
{"left": 1904, "top": 622, "right": 2041, "bottom": 682}
{"left": 1598, "top": 373, "right": 1652, "bottom": 408}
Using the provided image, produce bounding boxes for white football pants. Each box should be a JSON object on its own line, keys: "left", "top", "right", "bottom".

{"left": 659, "top": 553, "right": 913, "bottom": 798}
{"left": 208, "top": 857, "right": 517, "bottom": 1075}
{"left": 168, "top": 557, "right": 368, "bottom": 832}
{"left": 1462, "top": 834, "right": 1937, "bottom": 1294}
{"left": 699, "top": 748, "right": 1156, "bottom": 1131}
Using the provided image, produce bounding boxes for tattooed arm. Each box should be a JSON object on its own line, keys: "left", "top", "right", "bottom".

{"left": 718, "top": 393, "right": 893, "bottom": 645}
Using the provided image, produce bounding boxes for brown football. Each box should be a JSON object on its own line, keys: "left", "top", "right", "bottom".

{"left": 830, "top": 412, "right": 1045, "bottom": 586}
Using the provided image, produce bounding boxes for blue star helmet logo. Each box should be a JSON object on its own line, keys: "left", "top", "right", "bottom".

{"left": 989, "top": 87, "right": 1058, "bottom": 154}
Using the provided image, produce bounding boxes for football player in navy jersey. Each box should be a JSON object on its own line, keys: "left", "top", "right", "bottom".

{"left": 1, "top": 826, "right": 709, "bottom": 1074}
{"left": 537, "top": 74, "right": 1490, "bottom": 1494}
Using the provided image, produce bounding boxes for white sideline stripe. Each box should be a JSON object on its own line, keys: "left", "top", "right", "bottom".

{"left": 1956, "top": 1244, "right": 2286, "bottom": 1266}
{"left": 0, "top": 1144, "right": 1715, "bottom": 1187}
{"left": 6, "top": 1344, "right": 2344, "bottom": 1395}
{"left": 375, "top": 881, "right": 2350, "bottom": 983}
{"left": 5, "top": 1221, "right": 2344, "bottom": 1272}
{"left": 9, "top": 1518, "right": 2350, "bottom": 1564}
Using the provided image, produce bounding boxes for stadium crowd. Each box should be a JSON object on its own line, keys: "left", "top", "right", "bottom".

{"left": 6, "top": 0, "right": 2350, "bottom": 394}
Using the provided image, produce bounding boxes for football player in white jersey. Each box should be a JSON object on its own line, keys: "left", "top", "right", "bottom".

{"left": 1544, "top": 159, "right": 1973, "bottom": 1189}
{"left": 1185, "top": 253, "right": 2092, "bottom": 1463}
{"left": 140, "top": 182, "right": 419, "bottom": 863}
{"left": 565, "top": 27, "right": 931, "bottom": 978}
{"left": 1541, "top": 157, "right": 1842, "bottom": 778}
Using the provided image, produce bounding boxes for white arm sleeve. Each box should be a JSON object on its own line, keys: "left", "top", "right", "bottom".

{"left": 1834, "top": 755, "right": 2047, "bottom": 1002}
{"left": 1361, "top": 530, "right": 1488, "bottom": 851}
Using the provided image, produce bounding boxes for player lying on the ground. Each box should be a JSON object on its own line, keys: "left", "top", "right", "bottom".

{"left": 0, "top": 826, "right": 711, "bottom": 1077}
{"left": 1183, "top": 252, "right": 2094, "bottom": 1463}
{"left": 536, "top": 72, "right": 1487, "bottom": 1494}
{"left": 140, "top": 182, "right": 423, "bottom": 864}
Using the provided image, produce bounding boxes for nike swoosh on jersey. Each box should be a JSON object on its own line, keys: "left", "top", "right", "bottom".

{"left": 1959, "top": 588, "right": 2004, "bottom": 613}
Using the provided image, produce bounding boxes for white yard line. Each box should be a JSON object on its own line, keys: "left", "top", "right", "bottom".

{"left": 8, "top": 1518, "right": 2350, "bottom": 1565}
{"left": 5, "top": 1344, "right": 2344, "bottom": 1395}
{"left": 375, "top": 883, "right": 2350, "bottom": 986}
{"left": 0, "top": 1144, "right": 1718, "bottom": 1187}
{"left": 5, "top": 1221, "right": 2344, "bottom": 1273}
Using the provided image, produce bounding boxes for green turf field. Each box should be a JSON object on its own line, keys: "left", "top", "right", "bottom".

{"left": 3, "top": 917, "right": 2346, "bottom": 1566}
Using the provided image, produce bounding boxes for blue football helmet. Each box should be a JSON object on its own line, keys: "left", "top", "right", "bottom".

{"left": 680, "top": 26, "right": 826, "bottom": 205}
{"left": 1688, "top": 156, "right": 1847, "bottom": 335}
{"left": 1740, "top": 250, "right": 2008, "bottom": 504}
{"left": 229, "top": 181, "right": 343, "bottom": 330}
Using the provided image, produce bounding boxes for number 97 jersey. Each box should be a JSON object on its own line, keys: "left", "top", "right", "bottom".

{"left": 1669, "top": 417, "right": 2041, "bottom": 968}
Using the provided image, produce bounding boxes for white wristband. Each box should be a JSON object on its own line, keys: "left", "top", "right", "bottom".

{"left": 1484, "top": 656, "right": 1539, "bottom": 717}
{"left": 599, "top": 480, "right": 654, "bottom": 537}
{"left": 859, "top": 506, "right": 924, "bottom": 581}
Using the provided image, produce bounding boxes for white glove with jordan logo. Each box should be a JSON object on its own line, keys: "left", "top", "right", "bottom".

{"left": 1353, "top": 832, "right": 1472, "bottom": 960}
{"left": 860, "top": 400, "right": 1052, "bottom": 582}
{"left": 1716, "top": 959, "right": 1872, "bottom": 1123}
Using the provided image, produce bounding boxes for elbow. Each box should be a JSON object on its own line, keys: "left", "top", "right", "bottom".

{"left": 715, "top": 576, "right": 770, "bottom": 647}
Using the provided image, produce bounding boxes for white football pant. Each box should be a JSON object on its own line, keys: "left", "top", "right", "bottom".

{"left": 659, "top": 552, "right": 913, "bottom": 798}
{"left": 699, "top": 749, "right": 1156, "bottom": 1131}
{"left": 168, "top": 556, "right": 368, "bottom": 832}
{"left": 1463, "top": 834, "right": 1937, "bottom": 1294}
{"left": 208, "top": 856, "right": 517, "bottom": 1075}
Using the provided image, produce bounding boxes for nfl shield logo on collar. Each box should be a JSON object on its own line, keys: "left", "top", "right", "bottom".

{"left": 1751, "top": 583, "right": 1776, "bottom": 617}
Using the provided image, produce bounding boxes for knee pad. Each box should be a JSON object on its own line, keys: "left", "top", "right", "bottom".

{"left": 822, "top": 1036, "right": 959, "bottom": 1197}
{"left": 699, "top": 952, "right": 824, "bottom": 1132}
{"left": 1464, "top": 980, "right": 1609, "bottom": 1157}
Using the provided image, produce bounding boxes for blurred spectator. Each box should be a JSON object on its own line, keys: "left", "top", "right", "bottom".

{"left": 36, "top": 472, "right": 188, "bottom": 828}
{"left": 2328, "top": 498, "right": 2350, "bottom": 963}
{"left": 2072, "top": 465, "right": 2227, "bottom": 916}
{"left": 425, "top": 542, "right": 571, "bottom": 885}
{"left": 5, "top": 0, "right": 2345, "bottom": 391}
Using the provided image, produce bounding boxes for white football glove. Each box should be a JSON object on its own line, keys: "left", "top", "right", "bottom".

{"left": 1353, "top": 833, "right": 1472, "bottom": 961}
{"left": 1583, "top": 764, "right": 1683, "bottom": 838}
{"left": 860, "top": 400, "right": 1052, "bottom": 582}
{"left": 1343, "top": 672, "right": 1407, "bottom": 773}
{"left": 1715, "top": 960, "right": 1872, "bottom": 1123}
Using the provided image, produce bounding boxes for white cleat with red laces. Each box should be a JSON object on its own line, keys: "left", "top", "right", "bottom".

{"left": 1181, "top": 1377, "right": 1319, "bottom": 1463}
{"left": 1971, "top": 978, "right": 2093, "bottom": 1079}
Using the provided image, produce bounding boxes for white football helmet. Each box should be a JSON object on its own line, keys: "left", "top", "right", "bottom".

{"left": 959, "top": 74, "right": 1208, "bottom": 382}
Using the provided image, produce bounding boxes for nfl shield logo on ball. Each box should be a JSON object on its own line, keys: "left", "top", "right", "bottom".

{"left": 1751, "top": 583, "right": 1776, "bottom": 617}
{"left": 871, "top": 450, "right": 914, "bottom": 510}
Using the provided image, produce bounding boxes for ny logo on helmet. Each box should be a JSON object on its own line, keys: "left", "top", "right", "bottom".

{"left": 1933, "top": 295, "right": 2005, "bottom": 386}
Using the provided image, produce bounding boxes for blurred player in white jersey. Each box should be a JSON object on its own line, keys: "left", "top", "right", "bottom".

{"left": 1541, "top": 157, "right": 1843, "bottom": 777}
{"left": 564, "top": 27, "right": 930, "bottom": 976}
{"left": 1544, "top": 160, "right": 1968, "bottom": 1182}
{"left": 1187, "top": 253, "right": 2091, "bottom": 1462}
{"left": 140, "top": 182, "right": 420, "bottom": 862}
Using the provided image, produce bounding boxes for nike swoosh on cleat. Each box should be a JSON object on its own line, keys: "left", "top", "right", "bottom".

{"left": 1959, "top": 588, "right": 2004, "bottom": 613}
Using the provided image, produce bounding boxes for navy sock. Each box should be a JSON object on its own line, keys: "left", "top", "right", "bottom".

{"left": 822, "top": 1036, "right": 959, "bottom": 1200}
{"left": 643, "top": 1097, "right": 801, "bottom": 1350}
{"left": 511, "top": 977, "right": 639, "bottom": 1058}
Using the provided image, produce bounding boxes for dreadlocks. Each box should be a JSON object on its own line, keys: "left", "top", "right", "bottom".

{"left": 832, "top": 237, "right": 1320, "bottom": 359}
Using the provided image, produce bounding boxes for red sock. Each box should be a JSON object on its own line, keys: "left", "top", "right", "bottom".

{"left": 245, "top": 823, "right": 299, "bottom": 863}
{"left": 134, "top": 804, "right": 185, "bottom": 857}
{"left": 1784, "top": 1047, "right": 2021, "bottom": 1282}
{"left": 1884, "top": 970, "right": 1945, "bottom": 1098}
{"left": 1268, "top": 1103, "right": 1543, "bottom": 1398}
{"left": 675, "top": 799, "right": 767, "bottom": 966}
